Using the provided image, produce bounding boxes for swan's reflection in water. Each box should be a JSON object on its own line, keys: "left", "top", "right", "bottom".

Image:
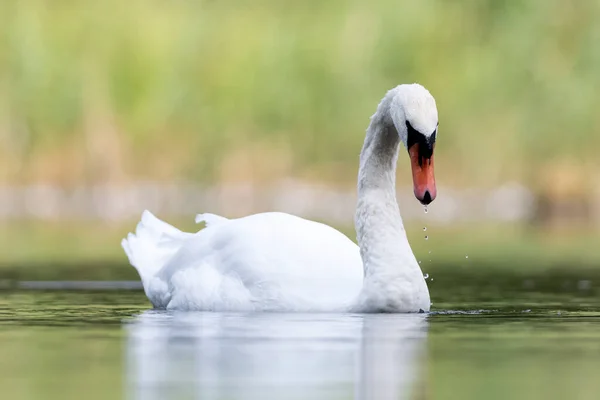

{"left": 125, "top": 311, "right": 428, "bottom": 400}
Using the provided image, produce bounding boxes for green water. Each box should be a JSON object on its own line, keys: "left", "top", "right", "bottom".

{"left": 0, "top": 290, "right": 599, "bottom": 400}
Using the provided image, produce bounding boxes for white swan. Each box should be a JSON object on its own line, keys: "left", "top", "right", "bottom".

{"left": 122, "top": 83, "right": 439, "bottom": 313}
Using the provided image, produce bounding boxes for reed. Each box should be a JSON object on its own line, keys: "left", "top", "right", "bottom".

{"left": 1, "top": 0, "right": 599, "bottom": 190}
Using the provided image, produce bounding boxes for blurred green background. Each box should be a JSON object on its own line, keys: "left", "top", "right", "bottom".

{"left": 0, "top": 0, "right": 599, "bottom": 283}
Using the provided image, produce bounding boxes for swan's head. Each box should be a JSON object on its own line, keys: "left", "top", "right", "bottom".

{"left": 391, "top": 84, "right": 438, "bottom": 205}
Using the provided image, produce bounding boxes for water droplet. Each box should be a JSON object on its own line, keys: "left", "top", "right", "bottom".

{"left": 428, "top": 250, "right": 432, "bottom": 254}
{"left": 418, "top": 261, "right": 422, "bottom": 264}
{"left": 423, "top": 273, "right": 429, "bottom": 279}
{"left": 430, "top": 278, "right": 434, "bottom": 282}
{"left": 423, "top": 227, "right": 427, "bottom": 231}
{"left": 465, "top": 255, "right": 469, "bottom": 259}
{"left": 424, "top": 235, "right": 429, "bottom": 240}
{"left": 424, "top": 205, "right": 428, "bottom": 214}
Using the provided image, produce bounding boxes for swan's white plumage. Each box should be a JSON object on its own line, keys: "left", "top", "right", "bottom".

{"left": 123, "top": 83, "right": 437, "bottom": 313}
{"left": 123, "top": 211, "right": 364, "bottom": 312}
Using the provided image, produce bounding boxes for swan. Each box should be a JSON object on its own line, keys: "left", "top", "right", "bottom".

{"left": 122, "top": 83, "right": 439, "bottom": 313}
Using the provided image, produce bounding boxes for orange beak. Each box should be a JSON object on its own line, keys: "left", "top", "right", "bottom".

{"left": 409, "top": 143, "right": 437, "bottom": 205}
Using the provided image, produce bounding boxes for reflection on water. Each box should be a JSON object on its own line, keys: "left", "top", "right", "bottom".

{"left": 2, "top": 290, "right": 600, "bottom": 400}
{"left": 125, "top": 312, "right": 428, "bottom": 400}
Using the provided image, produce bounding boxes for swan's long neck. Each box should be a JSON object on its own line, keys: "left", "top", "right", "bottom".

{"left": 353, "top": 90, "right": 430, "bottom": 313}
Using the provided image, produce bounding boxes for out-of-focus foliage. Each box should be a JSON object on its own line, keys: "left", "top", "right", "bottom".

{"left": 1, "top": 0, "right": 599, "bottom": 187}
{"left": 1, "top": 0, "right": 599, "bottom": 270}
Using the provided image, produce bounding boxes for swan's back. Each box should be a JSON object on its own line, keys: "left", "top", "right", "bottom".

{"left": 123, "top": 211, "right": 363, "bottom": 312}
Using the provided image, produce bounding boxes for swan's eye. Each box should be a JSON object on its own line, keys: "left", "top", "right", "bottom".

{"left": 406, "top": 121, "right": 435, "bottom": 160}
{"left": 429, "top": 129, "right": 437, "bottom": 146}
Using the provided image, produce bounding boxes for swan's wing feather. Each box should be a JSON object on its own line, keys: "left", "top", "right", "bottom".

{"left": 154, "top": 212, "right": 364, "bottom": 311}
{"left": 195, "top": 213, "right": 229, "bottom": 227}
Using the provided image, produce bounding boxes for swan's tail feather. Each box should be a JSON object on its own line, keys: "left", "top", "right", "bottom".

{"left": 122, "top": 210, "right": 192, "bottom": 282}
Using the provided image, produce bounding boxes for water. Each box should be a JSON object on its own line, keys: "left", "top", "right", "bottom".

{"left": 1, "top": 289, "right": 600, "bottom": 400}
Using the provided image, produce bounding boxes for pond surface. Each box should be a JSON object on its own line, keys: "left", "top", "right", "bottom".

{"left": 0, "top": 290, "right": 599, "bottom": 400}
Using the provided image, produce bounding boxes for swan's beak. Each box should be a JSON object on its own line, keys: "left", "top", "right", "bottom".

{"left": 409, "top": 144, "right": 436, "bottom": 205}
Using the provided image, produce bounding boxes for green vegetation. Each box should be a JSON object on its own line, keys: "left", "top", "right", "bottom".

{"left": 1, "top": 0, "right": 600, "bottom": 188}
{"left": 1, "top": 1, "right": 599, "bottom": 273}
